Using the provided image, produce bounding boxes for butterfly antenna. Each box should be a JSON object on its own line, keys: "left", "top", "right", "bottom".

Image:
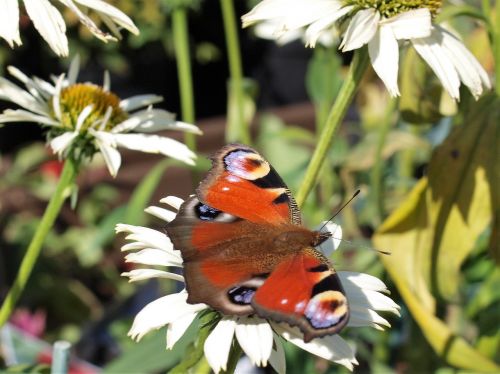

{"left": 339, "top": 239, "right": 391, "bottom": 255}
{"left": 319, "top": 190, "right": 360, "bottom": 232}
{"left": 319, "top": 190, "right": 391, "bottom": 255}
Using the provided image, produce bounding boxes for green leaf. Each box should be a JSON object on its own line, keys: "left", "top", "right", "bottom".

{"left": 124, "top": 158, "right": 176, "bottom": 226}
{"left": 373, "top": 95, "right": 500, "bottom": 371}
{"left": 306, "top": 47, "right": 342, "bottom": 106}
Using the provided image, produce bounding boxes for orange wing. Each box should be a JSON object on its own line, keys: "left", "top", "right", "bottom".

{"left": 197, "top": 144, "right": 301, "bottom": 225}
{"left": 252, "top": 249, "right": 349, "bottom": 342}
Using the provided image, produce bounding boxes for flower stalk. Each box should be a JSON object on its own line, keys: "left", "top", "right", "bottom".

{"left": 296, "top": 48, "right": 370, "bottom": 207}
{"left": 495, "top": 0, "right": 500, "bottom": 96}
{"left": 172, "top": 7, "right": 197, "bottom": 151}
{"left": 0, "top": 159, "right": 78, "bottom": 327}
{"left": 220, "top": 0, "right": 251, "bottom": 144}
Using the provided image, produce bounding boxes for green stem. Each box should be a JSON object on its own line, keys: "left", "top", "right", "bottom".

{"left": 0, "top": 160, "right": 77, "bottom": 327}
{"left": 296, "top": 48, "right": 370, "bottom": 207}
{"left": 370, "top": 98, "right": 397, "bottom": 225}
{"left": 172, "top": 7, "right": 197, "bottom": 150}
{"left": 220, "top": 0, "right": 250, "bottom": 144}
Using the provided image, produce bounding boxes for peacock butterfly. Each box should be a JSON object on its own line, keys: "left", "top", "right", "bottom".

{"left": 166, "top": 144, "right": 349, "bottom": 342}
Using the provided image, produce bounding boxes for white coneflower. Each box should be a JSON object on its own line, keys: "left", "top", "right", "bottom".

{"left": 118, "top": 196, "right": 400, "bottom": 373}
{"left": 242, "top": 0, "right": 490, "bottom": 100}
{"left": 0, "top": 56, "right": 199, "bottom": 177}
{"left": 0, "top": 0, "right": 139, "bottom": 56}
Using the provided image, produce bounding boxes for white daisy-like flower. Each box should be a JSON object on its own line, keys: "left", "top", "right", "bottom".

{"left": 117, "top": 196, "right": 400, "bottom": 373}
{"left": 0, "top": 56, "right": 199, "bottom": 177}
{"left": 0, "top": 0, "right": 139, "bottom": 57}
{"left": 242, "top": 0, "right": 491, "bottom": 100}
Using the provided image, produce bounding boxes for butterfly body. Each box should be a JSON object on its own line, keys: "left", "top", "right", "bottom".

{"left": 166, "top": 144, "right": 349, "bottom": 342}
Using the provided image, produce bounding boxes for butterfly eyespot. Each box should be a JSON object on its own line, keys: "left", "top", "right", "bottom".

{"left": 194, "top": 203, "right": 238, "bottom": 223}
{"left": 228, "top": 286, "right": 257, "bottom": 305}
{"left": 224, "top": 150, "right": 270, "bottom": 180}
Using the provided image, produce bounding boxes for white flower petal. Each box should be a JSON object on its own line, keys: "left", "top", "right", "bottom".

{"left": 52, "top": 74, "right": 65, "bottom": 121}
{"left": 273, "top": 323, "right": 357, "bottom": 370}
{"left": 346, "top": 287, "right": 400, "bottom": 315}
{"left": 368, "top": 25, "right": 400, "bottom": 96}
{"left": 116, "top": 223, "right": 175, "bottom": 253}
{"left": 24, "top": 0, "right": 69, "bottom": 57}
{"left": 0, "top": 0, "right": 21, "bottom": 47}
{"left": 122, "top": 268, "right": 184, "bottom": 283}
{"left": 338, "top": 271, "right": 388, "bottom": 292}
{"left": 0, "top": 109, "right": 59, "bottom": 126}
{"left": 438, "top": 26, "right": 491, "bottom": 99}
{"left": 128, "top": 291, "right": 206, "bottom": 341}
{"left": 412, "top": 29, "right": 461, "bottom": 100}
{"left": 120, "top": 94, "right": 163, "bottom": 112}
{"left": 73, "top": 0, "right": 139, "bottom": 35}
{"left": 305, "top": 5, "right": 352, "bottom": 47}
{"left": 67, "top": 55, "right": 80, "bottom": 85}
{"left": 317, "top": 222, "right": 342, "bottom": 256}
{"left": 50, "top": 131, "right": 78, "bottom": 155}
{"left": 160, "top": 196, "right": 184, "bottom": 210}
{"left": 349, "top": 307, "right": 390, "bottom": 329}
{"left": 125, "top": 248, "right": 182, "bottom": 268}
{"left": 144, "top": 206, "right": 177, "bottom": 223}
{"left": 0, "top": 77, "right": 48, "bottom": 115}
{"left": 341, "top": 8, "right": 379, "bottom": 52}
{"left": 94, "top": 138, "right": 121, "bottom": 177}
{"left": 235, "top": 317, "right": 273, "bottom": 367}
{"left": 75, "top": 105, "right": 94, "bottom": 131}
{"left": 113, "top": 108, "right": 201, "bottom": 135}
{"left": 204, "top": 317, "right": 237, "bottom": 373}
{"left": 383, "top": 8, "right": 431, "bottom": 40}
{"left": 166, "top": 312, "right": 198, "bottom": 350}
{"left": 268, "top": 334, "right": 286, "bottom": 374}
{"left": 58, "top": 0, "right": 116, "bottom": 42}
{"left": 112, "top": 133, "right": 197, "bottom": 166}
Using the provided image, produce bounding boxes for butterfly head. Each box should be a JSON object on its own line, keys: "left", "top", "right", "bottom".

{"left": 313, "top": 230, "right": 332, "bottom": 247}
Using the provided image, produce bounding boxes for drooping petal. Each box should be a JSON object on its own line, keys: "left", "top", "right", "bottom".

{"left": 58, "top": 0, "right": 117, "bottom": 42}
{"left": 383, "top": 8, "right": 431, "bottom": 40}
{"left": 166, "top": 312, "right": 198, "bottom": 350}
{"left": 51, "top": 74, "right": 65, "bottom": 121}
{"left": 72, "top": 0, "right": 139, "bottom": 35}
{"left": 317, "top": 222, "right": 342, "bottom": 257}
{"left": 0, "top": 0, "right": 21, "bottom": 48}
{"left": 368, "top": 25, "right": 400, "bottom": 96}
{"left": 204, "top": 317, "right": 237, "bottom": 373}
{"left": 144, "top": 206, "right": 177, "bottom": 223}
{"left": 345, "top": 287, "right": 400, "bottom": 315}
{"left": 273, "top": 323, "right": 357, "bottom": 370}
{"left": 128, "top": 291, "right": 206, "bottom": 341}
{"left": 49, "top": 131, "right": 78, "bottom": 156}
{"left": 340, "top": 8, "right": 379, "bottom": 52}
{"left": 160, "top": 196, "right": 184, "bottom": 210}
{"left": 235, "top": 317, "right": 274, "bottom": 367}
{"left": 412, "top": 29, "right": 461, "bottom": 100}
{"left": 122, "top": 268, "right": 184, "bottom": 283}
{"left": 111, "top": 133, "right": 197, "bottom": 166}
{"left": 349, "top": 307, "right": 391, "bottom": 329}
{"left": 120, "top": 94, "right": 163, "bottom": 112}
{"left": 23, "top": 0, "right": 69, "bottom": 57}
{"left": 305, "top": 5, "right": 353, "bottom": 47}
{"left": 268, "top": 333, "right": 286, "bottom": 374}
{"left": 94, "top": 138, "right": 121, "bottom": 177}
{"left": 437, "top": 25, "right": 491, "bottom": 99}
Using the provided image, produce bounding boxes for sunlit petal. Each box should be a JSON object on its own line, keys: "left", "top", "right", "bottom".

{"left": 204, "top": 317, "right": 237, "bottom": 373}
{"left": 368, "top": 25, "right": 400, "bottom": 96}
{"left": 340, "top": 9, "right": 379, "bottom": 52}
{"left": 0, "top": 0, "right": 21, "bottom": 48}
{"left": 235, "top": 317, "right": 273, "bottom": 367}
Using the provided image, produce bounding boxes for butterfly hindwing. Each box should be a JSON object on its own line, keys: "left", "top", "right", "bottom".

{"left": 252, "top": 249, "right": 349, "bottom": 342}
{"left": 197, "top": 144, "right": 301, "bottom": 225}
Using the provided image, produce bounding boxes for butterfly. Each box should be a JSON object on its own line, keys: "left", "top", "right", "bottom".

{"left": 166, "top": 144, "right": 349, "bottom": 342}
